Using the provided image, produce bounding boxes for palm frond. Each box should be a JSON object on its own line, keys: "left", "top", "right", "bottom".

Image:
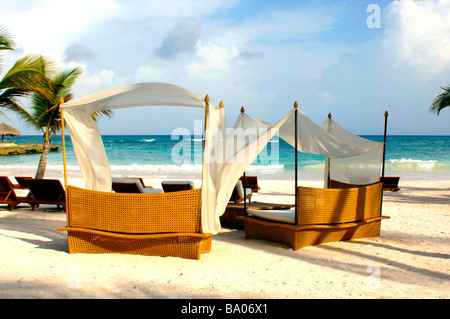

{"left": 0, "top": 54, "right": 55, "bottom": 100}
{"left": 91, "top": 109, "right": 113, "bottom": 121}
{"left": 30, "top": 66, "right": 83, "bottom": 132}
{"left": 430, "top": 85, "right": 450, "bottom": 115}
{"left": 0, "top": 89, "right": 40, "bottom": 130}
{"left": 0, "top": 26, "right": 14, "bottom": 51}
{"left": 53, "top": 67, "right": 82, "bottom": 101}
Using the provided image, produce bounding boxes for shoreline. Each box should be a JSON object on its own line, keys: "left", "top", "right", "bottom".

{"left": 0, "top": 173, "right": 448, "bottom": 299}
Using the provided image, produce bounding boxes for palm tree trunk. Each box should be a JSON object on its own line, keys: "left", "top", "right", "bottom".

{"left": 35, "top": 138, "right": 50, "bottom": 179}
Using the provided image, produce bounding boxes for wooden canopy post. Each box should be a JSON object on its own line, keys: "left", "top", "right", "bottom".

{"left": 381, "top": 111, "right": 388, "bottom": 180}
{"left": 59, "top": 97, "right": 68, "bottom": 190}
{"left": 294, "top": 101, "right": 299, "bottom": 225}
{"left": 380, "top": 111, "right": 388, "bottom": 216}
{"left": 326, "top": 113, "right": 332, "bottom": 188}
{"left": 203, "top": 95, "right": 209, "bottom": 150}
{"left": 240, "top": 106, "right": 248, "bottom": 217}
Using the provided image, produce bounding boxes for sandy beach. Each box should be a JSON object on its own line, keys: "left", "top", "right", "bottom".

{"left": 0, "top": 175, "right": 448, "bottom": 299}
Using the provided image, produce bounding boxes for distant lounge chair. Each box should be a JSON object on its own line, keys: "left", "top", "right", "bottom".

{"left": 0, "top": 176, "right": 26, "bottom": 210}
{"left": 237, "top": 182, "right": 389, "bottom": 250}
{"left": 161, "top": 181, "right": 194, "bottom": 193}
{"left": 26, "top": 179, "right": 66, "bottom": 211}
{"left": 239, "top": 176, "right": 260, "bottom": 192}
{"left": 380, "top": 176, "right": 400, "bottom": 192}
{"left": 14, "top": 176, "right": 34, "bottom": 189}
{"left": 112, "top": 178, "right": 162, "bottom": 193}
{"left": 229, "top": 180, "right": 252, "bottom": 203}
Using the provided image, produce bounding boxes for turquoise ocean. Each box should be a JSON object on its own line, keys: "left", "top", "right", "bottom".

{"left": 1, "top": 135, "right": 449, "bottom": 181}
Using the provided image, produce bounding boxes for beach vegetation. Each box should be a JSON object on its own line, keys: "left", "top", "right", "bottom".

{"left": 17, "top": 64, "right": 112, "bottom": 179}
{"left": 0, "top": 26, "right": 112, "bottom": 178}
{"left": 430, "top": 85, "right": 450, "bottom": 115}
{"left": 0, "top": 27, "right": 55, "bottom": 120}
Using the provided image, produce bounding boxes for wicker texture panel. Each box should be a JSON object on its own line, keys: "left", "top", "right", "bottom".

{"left": 242, "top": 217, "right": 384, "bottom": 250}
{"left": 59, "top": 227, "right": 212, "bottom": 259}
{"left": 66, "top": 186, "right": 201, "bottom": 234}
{"left": 238, "top": 182, "right": 387, "bottom": 250}
{"left": 297, "top": 182, "right": 383, "bottom": 225}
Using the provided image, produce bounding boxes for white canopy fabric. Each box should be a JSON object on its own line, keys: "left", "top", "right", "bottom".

{"left": 201, "top": 104, "right": 226, "bottom": 234}
{"left": 277, "top": 108, "right": 375, "bottom": 158}
{"left": 208, "top": 110, "right": 292, "bottom": 222}
{"left": 320, "top": 117, "right": 384, "bottom": 185}
{"left": 62, "top": 82, "right": 228, "bottom": 234}
{"left": 62, "top": 83, "right": 208, "bottom": 191}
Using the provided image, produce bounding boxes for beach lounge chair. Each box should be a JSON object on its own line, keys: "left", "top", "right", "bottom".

{"left": 331, "top": 178, "right": 401, "bottom": 192}
{"left": 57, "top": 186, "right": 213, "bottom": 259}
{"left": 221, "top": 201, "right": 295, "bottom": 230}
{"left": 26, "top": 179, "right": 66, "bottom": 211}
{"left": 0, "top": 176, "right": 26, "bottom": 210}
{"left": 112, "top": 177, "right": 162, "bottom": 193}
{"left": 161, "top": 181, "right": 194, "bottom": 193}
{"left": 380, "top": 176, "right": 401, "bottom": 192}
{"left": 14, "top": 176, "right": 34, "bottom": 189}
{"left": 237, "top": 182, "right": 389, "bottom": 250}
{"left": 229, "top": 180, "right": 252, "bottom": 203}
{"left": 239, "top": 176, "right": 260, "bottom": 192}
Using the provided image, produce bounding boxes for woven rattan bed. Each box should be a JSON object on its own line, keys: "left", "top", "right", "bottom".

{"left": 58, "top": 186, "right": 212, "bottom": 259}
{"left": 237, "top": 182, "right": 389, "bottom": 250}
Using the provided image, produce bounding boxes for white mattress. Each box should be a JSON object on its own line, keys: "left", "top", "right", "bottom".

{"left": 247, "top": 208, "right": 295, "bottom": 223}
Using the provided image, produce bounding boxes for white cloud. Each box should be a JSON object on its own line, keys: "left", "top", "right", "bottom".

{"left": 0, "top": 0, "right": 120, "bottom": 62}
{"left": 383, "top": 0, "right": 450, "bottom": 73}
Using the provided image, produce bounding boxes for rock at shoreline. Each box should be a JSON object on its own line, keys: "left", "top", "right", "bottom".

{"left": 0, "top": 143, "right": 60, "bottom": 156}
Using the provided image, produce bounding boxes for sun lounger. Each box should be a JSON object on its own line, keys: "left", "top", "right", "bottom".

{"left": 0, "top": 176, "right": 27, "bottom": 210}
{"left": 229, "top": 180, "right": 252, "bottom": 203}
{"left": 237, "top": 182, "right": 389, "bottom": 250}
{"left": 331, "top": 177, "right": 401, "bottom": 192}
{"left": 161, "top": 181, "right": 194, "bottom": 193}
{"left": 239, "top": 176, "right": 260, "bottom": 192}
{"left": 57, "top": 186, "right": 212, "bottom": 259}
{"left": 221, "top": 201, "right": 295, "bottom": 229}
{"left": 26, "top": 179, "right": 66, "bottom": 211}
{"left": 112, "top": 177, "right": 162, "bottom": 193}
{"left": 14, "top": 176, "right": 34, "bottom": 189}
{"left": 380, "top": 176, "right": 401, "bottom": 191}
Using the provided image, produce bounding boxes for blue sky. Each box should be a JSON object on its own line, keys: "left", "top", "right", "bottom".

{"left": 1, "top": 0, "right": 449, "bottom": 135}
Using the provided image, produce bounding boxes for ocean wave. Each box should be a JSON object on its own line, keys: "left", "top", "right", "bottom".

{"left": 141, "top": 138, "right": 155, "bottom": 142}
{"left": 186, "top": 138, "right": 204, "bottom": 142}
{"left": 110, "top": 163, "right": 204, "bottom": 172}
{"left": 389, "top": 158, "right": 437, "bottom": 169}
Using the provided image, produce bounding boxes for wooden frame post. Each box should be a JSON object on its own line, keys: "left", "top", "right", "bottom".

{"left": 381, "top": 111, "right": 388, "bottom": 181}
{"left": 380, "top": 111, "right": 388, "bottom": 216}
{"left": 240, "top": 106, "right": 248, "bottom": 217}
{"left": 60, "top": 97, "right": 68, "bottom": 190}
{"left": 294, "top": 101, "right": 299, "bottom": 225}
{"left": 326, "top": 113, "right": 332, "bottom": 188}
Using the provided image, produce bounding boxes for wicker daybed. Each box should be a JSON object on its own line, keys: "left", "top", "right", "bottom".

{"left": 57, "top": 186, "right": 212, "bottom": 260}
{"left": 237, "top": 182, "right": 389, "bottom": 250}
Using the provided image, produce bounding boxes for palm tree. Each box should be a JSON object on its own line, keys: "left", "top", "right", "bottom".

{"left": 0, "top": 27, "right": 54, "bottom": 116}
{"left": 31, "top": 67, "right": 83, "bottom": 179}
{"left": 430, "top": 85, "right": 450, "bottom": 115}
{"left": 11, "top": 65, "right": 112, "bottom": 179}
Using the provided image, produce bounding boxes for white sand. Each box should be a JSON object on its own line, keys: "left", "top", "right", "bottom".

{"left": 0, "top": 176, "right": 448, "bottom": 299}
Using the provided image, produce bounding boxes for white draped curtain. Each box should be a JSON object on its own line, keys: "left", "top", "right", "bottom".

{"left": 320, "top": 117, "right": 384, "bottom": 186}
